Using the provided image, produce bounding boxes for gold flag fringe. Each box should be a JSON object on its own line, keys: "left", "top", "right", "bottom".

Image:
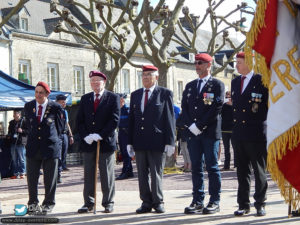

{"left": 267, "top": 121, "right": 300, "bottom": 210}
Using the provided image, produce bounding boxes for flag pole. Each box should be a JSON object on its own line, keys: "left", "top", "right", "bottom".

{"left": 94, "top": 140, "right": 100, "bottom": 214}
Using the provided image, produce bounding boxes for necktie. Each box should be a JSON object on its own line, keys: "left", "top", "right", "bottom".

{"left": 144, "top": 89, "right": 149, "bottom": 108}
{"left": 94, "top": 93, "right": 100, "bottom": 112}
{"left": 37, "top": 105, "right": 43, "bottom": 123}
{"left": 198, "top": 79, "right": 203, "bottom": 94}
{"left": 240, "top": 76, "right": 246, "bottom": 94}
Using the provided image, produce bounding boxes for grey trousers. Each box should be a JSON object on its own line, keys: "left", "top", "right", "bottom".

{"left": 82, "top": 151, "right": 115, "bottom": 208}
{"left": 135, "top": 151, "right": 166, "bottom": 208}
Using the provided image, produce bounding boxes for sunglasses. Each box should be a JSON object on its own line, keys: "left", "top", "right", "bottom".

{"left": 194, "top": 61, "right": 207, "bottom": 65}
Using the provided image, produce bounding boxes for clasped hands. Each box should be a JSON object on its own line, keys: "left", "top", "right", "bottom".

{"left": 84, "top": 133, "right": 102, "bottom": 145}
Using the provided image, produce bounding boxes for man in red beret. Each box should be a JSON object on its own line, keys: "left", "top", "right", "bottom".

{"left": 231, "top": 52, "right": 268, "bottom": 216}
{"left": 127, "top": 64, "right": 176, "bottom": 214}
{"left": 23, "top": 81, "right": 64, "bottom": 214}
{"left": 180, "top": 53, "right": 225, "bottom": 215}
{"left": 77, "top": 70, "right": 120, "bottom": 214}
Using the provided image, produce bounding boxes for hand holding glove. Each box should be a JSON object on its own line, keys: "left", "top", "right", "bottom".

{"left": 91, "top": 133, "right": 102, "bottom": 142}
{"left": 127, "top": 145, "right": 135, "bottom": 158}
{"left": 188, "top": 123, "right": 201, "bottom": 136}
{"left": 84, "top": 134, "right": 94, "bottom": 145}
{"left": 164, "top": 145, "right": 175, "bottom": 157}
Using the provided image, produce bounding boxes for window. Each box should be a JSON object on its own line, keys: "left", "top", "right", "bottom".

{"left": 18, "top": 60, "right": 31, "bottom": 84}
{"left": 136, "top": 70, "right": 143, "bottom": 89}
{"left": 121, "top": 69, "right": 130, "bottom": 94}
{"left": 47, "top": 63, "right": 59, "bottom": 91}
{"left": 20, "top": 18, "right": 28, "bottom": 31}
{"left": 177, "top": 80, "right": 183, "bottom": 102}
{"left": 73, "top": 66, "right": 84, "bottom": 95}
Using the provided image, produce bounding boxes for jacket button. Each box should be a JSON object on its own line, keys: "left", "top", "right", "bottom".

{"left": 233, "top": 119, "right": 236, "bottom": 122}
{"left": 242, "top": 120, "right": 245, "bottom": 123}
{"left": 194, "top": 118, "right": 197, "bottom": 121}
{"left": 38, "top": 127, "right": 41, "bottom": 130}
{"left": 249, "top": 100, "right": 251, "bottom": 103}
{"left": 142, "top": 117, "right": 144, "bottom": 120}
{"left": 141, "top": 127, "right": 144, "bottom": 130}
{"left": 38, "top": 137, "right": 41, "bottom": 140}
{"left": 92, "top": 122, "right": 95, "bottom": 125}
{"left": 243, "top": 109, "right": 246, "bottom": 112}
{"left": 234, "top": 109, "right": 236, "bottom": 112}
{"left": 195, "top": 107, "right": 197, "bottom": 109}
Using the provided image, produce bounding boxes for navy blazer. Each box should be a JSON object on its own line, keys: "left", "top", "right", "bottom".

{"left": 128, "top": 86, "right": 176, "bottom": 152}
{"left": 181, "top": 76, "right": 225, "bottom": 140}
{"left": 77, "top": 90, "right": 120, "bottom": 153}
{"left": 24, "top": 99, "right": 64, "bottom": 159}
{"left": 231, "top": 74, "right": 268, "bottom": 141}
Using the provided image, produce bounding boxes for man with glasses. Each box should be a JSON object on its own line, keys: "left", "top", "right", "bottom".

{"left": 127, "top": 65, "right": 175, "bottom": 214}
{"left": 181, "top": 53, "right": 224, "bottom": 215}
{"left": 77, "top": 71, "right": 120, "bottom": 214}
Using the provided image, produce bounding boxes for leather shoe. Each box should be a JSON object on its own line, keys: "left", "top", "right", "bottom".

{"left": 234, "top": 207, "right": 250, "bottom": 216}
{"left": 104, "top": 205, "right": 114, "bottom": 213}
{"left": 202, "top": 203, "right": 220, "bottom": 214}
{"left": 184, "top": 203, "right": 204, "bottom": 214}
{"left": 78, "top": 205, "right": 93, "bottom": 213}
{"left": 116, "top": 172, "right": 134, "bottom": 180}
{"left": 154, "top": 204, "right": 165, "bottom": 213}
{"left": 136, "top": 206, "right": 152, "bottom": 214}
{"left": 42, "top": 204, "right": 54, "bottom": 214}
{"left": 256, "top": 206, "right": 266, "bottom": 216}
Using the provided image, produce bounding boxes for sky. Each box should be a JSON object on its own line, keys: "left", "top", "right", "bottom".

{"left": 138, "top": 0, "right": 257, "bottom": 42}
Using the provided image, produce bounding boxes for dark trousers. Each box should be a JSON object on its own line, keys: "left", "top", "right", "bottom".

{"left": 231, "top": 139, "right": 268, "bottom": 209}
{"left": 187, "top": 136, "right": 221, "bottom": 205}
{"left": 135, "top": 151, "right": 166, "bottom": 208}
{"left": 82, "top": 151, "right": 115, "bottom": 208}
{"left": 221, "top": 132, "right": 235, "bottom": 169}
{"left": 118, "top": 129, "right": 132, "bottom": 174}
{"left": 58, "top": 134, "right": 69, "bottom": 174}
{"left": 26, "top": 156, "right": 58, "bottom": 206}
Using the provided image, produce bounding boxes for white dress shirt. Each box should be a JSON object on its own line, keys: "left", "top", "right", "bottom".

{"left": 241, "top": 71, "right": 254, "bottom": 93}
{"left": 197, "top": 74, "right": 211, "bottom": 93}
{"left": 141, "top": 84, "right": 156, "bottom": 112}
{"left": 36, "top": 98, "right": 48, "bottom": 122}
{"left": 94, "top": 89, "right": 105, "bottom": 101}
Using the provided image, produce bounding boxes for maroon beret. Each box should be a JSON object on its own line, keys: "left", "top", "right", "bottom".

{"left": 142, "top": 65, "right": 158, "bottom": 72}
{"left": 195, "top": 53, "right": 213, "bottom": 63}
{"left": 89, "top": 70, "right": 107, "bottom": 80}
{"left": 236, "top": 52, "right": 245, "bottom": 58}
{"left": 36, "top": 81, "right": 50, "bottom": 94}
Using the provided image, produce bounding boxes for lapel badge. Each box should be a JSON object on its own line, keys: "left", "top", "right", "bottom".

{"left": 252, "top": 103, "right": 259, "bottom": 113}
{"left": 187, "top": 93, "right": 191, "bottom": 98}
{"left": 232, "top": 91, "right": 234, "bottom": 96}
{"left": 47, "top": 118, "right": 53, "bottom": 123}
{"left": 133, "top": 104, "right": 136, "bottom": 108}
{"left": 188, "top": 88, "right": 191, "bottom": 91}
{"left": 33, "top": 108, "right": 36, "bottom": 113}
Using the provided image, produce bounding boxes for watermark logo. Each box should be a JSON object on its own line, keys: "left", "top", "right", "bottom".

{"left": 14, "top": 205, "right": 27, "bottom": 216}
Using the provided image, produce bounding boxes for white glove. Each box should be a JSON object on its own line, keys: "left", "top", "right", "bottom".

{"left": 188, "top": 123, "right": 201, "bottom": 136}
{"left": 164, "top": 145, "right": 175, "bottom": 157}
{"left": 84, "top": 134, "right": 94, "bottom": 145}
{"left": 91, "top": 133, "right": 102, "bottom": 141}
{"left": 127, "top": 145, "right": 135, "bottom": 158}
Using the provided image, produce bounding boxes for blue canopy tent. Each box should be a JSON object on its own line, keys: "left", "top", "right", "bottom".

{"left": 0, "top": 70, "right": 72, "bottom": 110}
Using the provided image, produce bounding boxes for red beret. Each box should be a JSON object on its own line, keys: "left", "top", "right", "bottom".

{"left": 89, "top": 70, "right": 107, "bottom": 80}
{"left": 36, "top": 81, "right": 50, "bottom": 94}
{"left": 195, "top": 53, "right": 213, "bottom": 63}
{"left": 142, "top": 65, "right": 158, "bottom": 72}
{"left": 236, "top": 52, "right": 245, "bottom": 58}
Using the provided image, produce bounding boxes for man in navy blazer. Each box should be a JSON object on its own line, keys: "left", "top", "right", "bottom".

{"left": 77, "top": 70, "right": 120, "bottom": 214}
{"left": 231, "top": 52, "right": 268, "bottom": 217}
{"left": 180, "top": 53, "right": 224, "bottom": 215}
{"left": 127, "top": 65, "right": 176, "bottom": 214}
{"left": 24, "top": 81, "right": 64, "bottom": 214}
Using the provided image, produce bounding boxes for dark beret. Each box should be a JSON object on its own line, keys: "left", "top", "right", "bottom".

{"left": 142, "top": 65, "right": 158, "bottom": 72}
{"left": 56, "top": 94, "right": 67, "bottom": 101}
{"left": 36, "top": 81, "right": 50, "bottom": 93}
{"left": 89, "top": 70, "right": 107, "bottom": 80}
{"left": 195, "top": 53, "right": 213, "bottom": 62}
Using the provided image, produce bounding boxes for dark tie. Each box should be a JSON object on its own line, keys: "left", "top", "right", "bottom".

{"left": 144, "top": 89, "right": 149, "bottom": 108}
{"left": 240, "top": 76, "right": 246, "bottom": 94}
{"left": 37, "top": 105, "right": 43, "bottom": 123}
{"left": 198, "top": 79, "right": 203, "bottom": 94}
{"left": 94, "top": 93, "right": 100, "bottom": 112}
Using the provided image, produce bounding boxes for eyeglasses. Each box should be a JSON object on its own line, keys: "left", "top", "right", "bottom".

{"left": 194, "top": 61, "right": 207, "bottom": 65}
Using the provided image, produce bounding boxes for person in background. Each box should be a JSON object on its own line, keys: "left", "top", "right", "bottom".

{"left": 8, "top": 110, "right": 27, "bottom": 179}
{"left": 116, "top": 93, "right": 133, "bottom": 180}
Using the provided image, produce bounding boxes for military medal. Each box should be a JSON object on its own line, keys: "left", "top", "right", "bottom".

{"left": 33, "top": 108, "right": 36, "bottom": 113}
{"left": 251, "top": 93, "right": 256, "bottom": 101}
{"left": 203, "top": 93, "right": 207, "bottom": 104}
{"left": 252, "top": 103, "right": 259, "bottom": 113}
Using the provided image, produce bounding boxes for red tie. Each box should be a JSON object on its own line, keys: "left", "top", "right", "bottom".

{"left": 240, "top": 76, "right": 246, "bottom": 94}
{"left": 144, "top": 89, "right": 149, "bottom": 108}
{"left": 37, "top": 105, "right": 43, "bottom": 123}
{"left": 94, "top": 94, "right": 100, "bottom": 112}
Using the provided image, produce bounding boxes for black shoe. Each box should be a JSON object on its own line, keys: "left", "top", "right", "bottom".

{"left": 184, "top": 203, "right": 204, "bottom": 214}
{"left": 136, "top": 206, "right": 152, "bottom": 214}
{"left": 42, "top": 204, "right": 54, "bottom": 214}
{"left": 202, "top": 203, "right": 220, "bottom": 214}
{"left": 116, "top": 172, "right": 134, "bottom": 180}
{"left": 154, "top": 204, "right": 165, "bottom": 213}
{"left": 104, "top": 205, "right": 114, "bottom": 213}
{"left": 256, "top": 206, "right": 266, "bottom": 216}
{"left": 63, "top": 168, "right": 70, "bottom": 171}
{"left": 78, "top": 205, "right": 94, "bottom": 213}
{"left": 234, "top": 207, "right": 250, "bottom": 216}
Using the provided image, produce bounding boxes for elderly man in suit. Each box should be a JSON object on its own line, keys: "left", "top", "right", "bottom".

{"left": 24, "top": 81, "right": 64, "bottom": 214}
{"left": 180, "top": 53, "right": 225, "bottom": 215}
{"left": 77, "top": 70, "right": 120, "bottom": 214}
{"left": 127, "top": 65, "right": 176, "bottom": 214}
{"left": 231, "top": 52, "right": 268, "bottom": 217}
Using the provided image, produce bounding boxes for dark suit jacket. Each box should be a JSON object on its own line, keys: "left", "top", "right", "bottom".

{"left": 231, "top": 74, "right": 268, "bottom": 141}
{"left": 180, "top": 76, "right": 225, "bottom": 140}
{"left": 128, "top": 86, "right": 175, "bottom": 152}
{"left": 77, "top": 90, "right": 120, "bottom": 153}
{"left": 24, "top": 99, "right": 64, "bottom": 159}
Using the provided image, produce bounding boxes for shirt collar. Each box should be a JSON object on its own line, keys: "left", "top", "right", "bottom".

{"left": 198, "top": 74, "right": 211, "bottom": 83}
{"left": 94, "top": 89, "right": 105, "bottom": 97}
{"left": 143, "top": 84, "right": 156, "bottom": 92}
{"left": 36, "top": 98, "right": 48, "bottom": 108}
{"left": 243, "top": 71, "right": 254, "bottom": 80}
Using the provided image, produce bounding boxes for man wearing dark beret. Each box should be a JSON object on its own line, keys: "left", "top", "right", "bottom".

{"left": 180, "top": 53, "right": 225, "bottom": 215}
{"left": 77, "top": 70, "right": 120, "bottom": 213}
{"left": 127, "top": 65, "right": 176, "bottom": 214}
{"left": 23, "top": 81, "right": 64, "bottom": 214}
